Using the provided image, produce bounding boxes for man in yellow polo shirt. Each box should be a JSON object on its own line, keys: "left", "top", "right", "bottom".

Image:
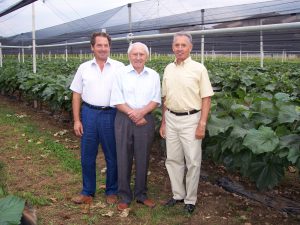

{"left": 160, "top": 32, "right": 214, "bottom": 214}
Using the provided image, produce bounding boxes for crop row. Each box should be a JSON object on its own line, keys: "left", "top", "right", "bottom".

{"left": 0, "top": 57, "right": 299, "bottom": 190}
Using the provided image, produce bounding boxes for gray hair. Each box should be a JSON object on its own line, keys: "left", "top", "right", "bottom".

{"left": 173, "top": 32, "right": 193, "bottom": 44}
{"left": 127, "top": 42, "right": 149, "bottom": 57}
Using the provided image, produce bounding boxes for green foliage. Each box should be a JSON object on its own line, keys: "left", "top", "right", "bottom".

{"left": 1, "top": 57, "right": 299, "bottom": 190}
{"left": 0, "top": 195, "right": 25, "bottom": 225}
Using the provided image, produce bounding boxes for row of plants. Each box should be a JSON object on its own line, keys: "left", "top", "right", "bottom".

{"left": 0, "top": 57, "right": 299, "bottom": 190}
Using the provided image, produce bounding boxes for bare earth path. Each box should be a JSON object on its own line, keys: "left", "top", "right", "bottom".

{"left": 0, "top": 94, "right": 299, "bottom": 225}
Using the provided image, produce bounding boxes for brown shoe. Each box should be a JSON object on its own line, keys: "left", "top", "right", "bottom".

{"left": 136, "top": 199, "right": 156, "bottom": 208}
{"left": 106, "top": 194, "right": 118, "bottom": 204}
{"left": 117, "top": 202, "right": 129, "bottom": 211}
{"left": 71, "top": 194, "right": 93, "bottom": 204}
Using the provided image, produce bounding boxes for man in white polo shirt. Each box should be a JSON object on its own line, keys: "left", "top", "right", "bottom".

{"left": 70, "top": 32, "right": 124, "bottom": 205}
{"left": 160, "top": 32, "right": 214, "bottom": 214}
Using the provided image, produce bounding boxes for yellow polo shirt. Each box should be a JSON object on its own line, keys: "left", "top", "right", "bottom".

{"left": 162, "top": 57, "right": 214, "bottom": 112}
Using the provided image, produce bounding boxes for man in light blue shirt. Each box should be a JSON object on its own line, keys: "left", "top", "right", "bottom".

{"left": 110, "top": 42, "right": 161, "bottom": 211}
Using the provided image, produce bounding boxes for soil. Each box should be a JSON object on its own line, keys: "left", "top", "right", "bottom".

{"left": 0, "top": 94, "right": 299, "bottom": 225}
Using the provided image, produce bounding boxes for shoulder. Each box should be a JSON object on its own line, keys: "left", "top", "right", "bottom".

{"left": 188, "top": 59, "right": 207, "bottom": 72}
{"left": 165, "top": 62, "right": 175, "bottom": 70}
{"left": 108, "top": 58, "right": 125, "bottom": 67}
{"left": 79, "top": 59, "right": 93, "bottom": 68}
{"left": 76, "top": 60, "right": 93, "bottom": 72}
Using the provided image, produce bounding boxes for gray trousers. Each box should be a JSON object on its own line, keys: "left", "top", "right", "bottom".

{"left": 115, "top": 111, "right": 155, "bottom": 204}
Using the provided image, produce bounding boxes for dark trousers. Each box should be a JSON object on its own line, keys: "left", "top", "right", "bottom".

{"left": 115, "top": 111, "right": 155, "bottom": 204}
{"left": 80, "top": 105, "right": 118, "bottom": 196}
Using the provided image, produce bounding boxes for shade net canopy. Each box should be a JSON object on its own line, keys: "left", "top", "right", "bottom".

{"left": 1, "top": 0, "right": 300, "bottom": 54}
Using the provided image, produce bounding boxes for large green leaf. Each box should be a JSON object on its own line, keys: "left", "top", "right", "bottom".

{"left": 278, "top": 104, "right": 299, "bottom": 124}
{"left": 250, "top": 158, "right": 285, "bottom": 190}
{"left": 207, "top": 115, "right": 233, "bottom": 136}
{"left": 243, "top": 126, "right": 279, "bottom": 154}
{"left": 0, "top": 195, "right": 25, "bottom": 225}
{"left": 279, "top": 134, "right": 300, "bottom": 164}
{"left": 274, "top": 92, "right": 290, "bottom": 102}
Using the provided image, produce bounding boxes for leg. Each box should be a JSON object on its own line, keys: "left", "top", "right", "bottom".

{"left": 165, "top": 111, "right": 186, "bottom": 200}
{"left": 180, "top": 112, "right": 202, "bottom": 205}
{"left": 115, "top": 111, "right": 134, "bottom": 204}
{"left": 80, "top": 106, "right": 99, "bottom": 196}
{"left": 98, "top": 109, "right": 118, "bottom": 195}
{"left": 133, "top": 114, "right": 155, "bottom": 202}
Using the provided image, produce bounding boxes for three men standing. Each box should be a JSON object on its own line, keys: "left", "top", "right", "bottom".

{"left": 70, "top": 31, "right": 213, "bottom": 214}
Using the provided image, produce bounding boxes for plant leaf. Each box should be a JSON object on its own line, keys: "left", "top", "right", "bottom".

{"left": 0, "top": 195, "right": 25, "bottom": 225}
{"left": 278, "top": 104, "right": 299, "bottom": 124}
{"left": 250, "top": 159, "right": 284, "bottom": 190}
{"left": 207, "top": 115, "right": 233, "bottom": 136}
{"left": 243, "top": 126, "right": 279, "bottom": 154}
{"left": 280, "top": 134, "right": 300, "bottom": 164}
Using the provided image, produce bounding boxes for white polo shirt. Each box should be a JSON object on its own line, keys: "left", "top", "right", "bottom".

{"left": 110, "top": 64, "right": 161, "bottom": 109}
{"left": 70, "top": 57, "right": 124, "bottom": 106}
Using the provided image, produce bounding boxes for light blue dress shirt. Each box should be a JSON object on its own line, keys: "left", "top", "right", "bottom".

{"left": 110, "top": 64, "right": 161, "bottom": 109}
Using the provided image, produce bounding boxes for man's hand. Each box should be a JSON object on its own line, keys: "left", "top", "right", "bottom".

{"left": 195, "top": 123, "right": 206, "bottom": 139}
{"left": 135, "top": 117, "right": 147, "bottom": 126}
{"left": 128, "top": 109, "right": 145, "bottom": 123}
{"left": 74, "top": 121, "right": 83, "bottom": 137}
{"left": 159, "top": 123, "right": 166, "bottom": 139}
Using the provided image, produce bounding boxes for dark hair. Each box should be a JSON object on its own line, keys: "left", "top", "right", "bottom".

{"left": 90, "top": 32, "right": 112, "bottom": 47}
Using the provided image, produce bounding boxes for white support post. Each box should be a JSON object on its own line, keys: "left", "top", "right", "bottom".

{"left": 260, "top": 20, "right": 264, "bottom": 68}
{"left": 0, "top": 43, "right": 2, "bottom": 68}
{"left": 240, "top": 49, "right": 242, "bottom": 62}
{"left": 65, "top": 44, "right": 68, "bottom": 62}
{"left": 32, "top": 3, "right": 37, "bottom": 73}
{"left": 200, "top": 9, "right": 205, "bottom": 64}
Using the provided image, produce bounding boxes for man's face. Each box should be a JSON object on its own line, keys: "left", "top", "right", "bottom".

{"left": 91, "top": 36, "right": 110, "bottom": 61}
{"left": 172, "top": 35, "right": 192, "bottom": 63}
{"left": 128, "top": 45, "right": 148, "bottom": 72}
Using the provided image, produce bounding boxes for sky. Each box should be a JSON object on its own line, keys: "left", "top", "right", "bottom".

{"left": 0, "top": 0, "right": 273, "bottom": 38}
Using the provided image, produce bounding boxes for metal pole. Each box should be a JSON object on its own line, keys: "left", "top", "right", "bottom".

{"left": 128, "top": 3, "right": 132, "bottom": 45}
{"left": 0, "top": 43, "right": 2, "bottom": 68}
{"left": 65, "top": 43, "right": 68, "bottom": 62}
{"left": 201, "top": 9, "right": 205, "bottom": 64}
{"left": 260, "top": 19, "right": 264, "bottom": 68}
{"left": 32, "top": 3, "right": 37, "bottom": 73}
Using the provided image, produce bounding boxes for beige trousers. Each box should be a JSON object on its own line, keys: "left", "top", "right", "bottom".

{"left": 165, "top": 110, "right": 202, "bottom": 205}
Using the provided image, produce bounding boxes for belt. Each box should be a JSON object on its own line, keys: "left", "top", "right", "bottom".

{"left": 82, "top": 101, "right": 113, "bottom": 110}
{"left": 168, "top": 109, "right": 200, "bottom": 116}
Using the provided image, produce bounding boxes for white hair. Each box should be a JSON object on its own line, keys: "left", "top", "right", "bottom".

{"left": 127, "top": 42, "right": 149, "bottom": 57}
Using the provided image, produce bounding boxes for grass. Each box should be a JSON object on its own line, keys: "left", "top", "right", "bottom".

{"left": 0, "top": 107, "right": 81, "bottom": 174}
{"left": 0, "top": 104, "right": 193, "bottom": 224}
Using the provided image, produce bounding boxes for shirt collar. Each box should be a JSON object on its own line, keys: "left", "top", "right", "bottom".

{"left": 126, "top": 64, "right": 149, "bottom": 75}
{"left": 174, "top": 56, "right": 192, "bottom": 66}
{"left": 91, "top": 57, "right": 112, "bottom": 66}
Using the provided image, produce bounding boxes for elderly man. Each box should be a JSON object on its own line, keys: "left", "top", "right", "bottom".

{"left": 110, "top": 42, "right": 161, "bottom": 211}
{"left": 70, "top": 32, "right": 124, "bottom": 205}
{"left": 160, "top": 32, "right": 214, "bottom": 214}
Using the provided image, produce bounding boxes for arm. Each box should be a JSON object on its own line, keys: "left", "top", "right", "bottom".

{"left": 128, "top": 101, "right": 159, "bottom": 123}
{"left": 195, "top": 96, "right": 211, "bottom": 139}
{"left": 159, "top": 97, "right": 167, "bottom": 138}
{"left": 72, "top": 92, "right": 83, "bottom": 137}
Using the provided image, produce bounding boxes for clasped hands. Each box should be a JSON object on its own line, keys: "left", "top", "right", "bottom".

{"left": 127, "top": 109, "right": 147, "bottom": 126}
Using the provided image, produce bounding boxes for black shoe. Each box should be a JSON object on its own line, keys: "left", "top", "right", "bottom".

{"left": 164, "top": 198, "right": 184, "bottom": 207}
{"left": 184, "top": 204, "right": 195, "bottom": 214}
